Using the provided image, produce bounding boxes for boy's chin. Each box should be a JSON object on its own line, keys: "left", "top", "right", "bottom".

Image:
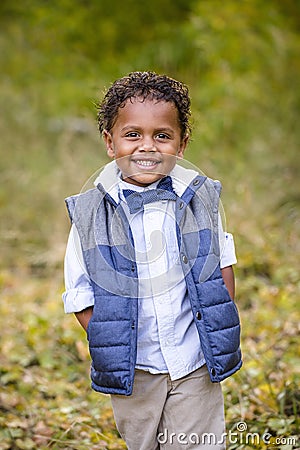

{"left": 123, "top": 173, "right": 166, "bottom": 187}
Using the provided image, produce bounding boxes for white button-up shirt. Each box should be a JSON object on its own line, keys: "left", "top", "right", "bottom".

{"left": 63, "top": 176, "right": 237, "bottom": 380}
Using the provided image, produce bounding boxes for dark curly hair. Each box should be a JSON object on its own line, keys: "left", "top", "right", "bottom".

{"left": 97, "top": 71, "right": 191, "bottom": 139}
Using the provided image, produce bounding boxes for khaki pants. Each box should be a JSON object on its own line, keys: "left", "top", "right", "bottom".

{"left": 111, "top": 366, "right": 226, "bottom": 450}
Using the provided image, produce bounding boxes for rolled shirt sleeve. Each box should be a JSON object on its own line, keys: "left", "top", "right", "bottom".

{"left": 62, "top": 225, "right": 95, "bottom": 313}
{"left": 220, "top": 232, "right": 237, "bottom": 269}
{"left": 218, "top": 213, "right": 237, "bottom": 268}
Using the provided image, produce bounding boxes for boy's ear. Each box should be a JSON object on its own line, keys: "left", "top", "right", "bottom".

{"left": 177, "top": 134, "right": 189, "bottom": 158}
{"left": 103, "top": 130, "right": 115, "bottom": 158}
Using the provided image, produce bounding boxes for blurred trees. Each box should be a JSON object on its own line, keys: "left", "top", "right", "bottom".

{"left": 1, "top": 0, "right": 299, "bottom": 81}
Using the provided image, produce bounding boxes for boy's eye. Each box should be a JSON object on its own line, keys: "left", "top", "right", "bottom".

{"left": 156, "top": 133, "right": 170, "bottom": 139}
{"left": 125, "top": 132, "right": 140, "bottom": 138}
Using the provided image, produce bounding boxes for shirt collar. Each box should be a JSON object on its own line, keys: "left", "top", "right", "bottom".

{"left": 93, "top": 160, "right": 200, "bottom": 203}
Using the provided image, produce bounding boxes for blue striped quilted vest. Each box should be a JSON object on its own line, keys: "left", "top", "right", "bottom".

{"left": 65, "top": 162, "right": 242, "bottom": 395}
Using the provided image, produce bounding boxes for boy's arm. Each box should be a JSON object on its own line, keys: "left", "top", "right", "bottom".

{"left": 75, "top": 307, "right": 93, "bottom": 331}
{"left": 221, "top": 265, "right": 235, "bottom": 300}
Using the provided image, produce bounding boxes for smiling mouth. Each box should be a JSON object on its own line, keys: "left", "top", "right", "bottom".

{"left": 133, "top": 159, "right": 160, "bottom": 168}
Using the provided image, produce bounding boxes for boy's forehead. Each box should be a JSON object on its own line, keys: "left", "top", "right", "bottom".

{"left": 114, "top": 98, "right": 179, "bottom": 124}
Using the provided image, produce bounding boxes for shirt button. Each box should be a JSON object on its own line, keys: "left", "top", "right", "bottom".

{"left": 193, "top": 178, "right": 200, "bottom": 186}
{"left": 211, "top": 368, "right": 216, "bottom": 377}
{"left": 179, "top": 201, "right": 184, "bottom": 209}
{"left": 182, "top": 254, "right": 188, "bottom": 264}
{"left": 196, "top": 311, "right": 202, "bottom": 320}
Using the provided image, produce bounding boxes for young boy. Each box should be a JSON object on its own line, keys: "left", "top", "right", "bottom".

{"left": 62, "top": 71, "right": 242, "bottom": 449}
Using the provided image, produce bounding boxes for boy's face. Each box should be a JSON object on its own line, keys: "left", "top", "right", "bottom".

{"left": 103, "top": 98, "right": 189, "bottom": 186}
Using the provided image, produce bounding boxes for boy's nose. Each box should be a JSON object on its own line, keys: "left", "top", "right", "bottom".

{"left": 138, "top": 141, "right": 156, "bottom": 152}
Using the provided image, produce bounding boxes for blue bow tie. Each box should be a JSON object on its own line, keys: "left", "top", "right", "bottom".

{"left": 123, "top": 176, "right": 176, "bottom": 214}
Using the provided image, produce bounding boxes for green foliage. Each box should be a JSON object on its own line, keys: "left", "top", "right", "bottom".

{"left": 0, "top": 0, "right": 299, "bottom": 447}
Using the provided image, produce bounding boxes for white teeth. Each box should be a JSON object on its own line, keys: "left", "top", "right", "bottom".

{"left": 135, "top": 160, "right": 157, "bottom": 167}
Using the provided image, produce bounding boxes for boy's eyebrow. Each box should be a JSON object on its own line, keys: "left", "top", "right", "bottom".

{"left": 120, "top": 125, "right": 139, "bottom": 132}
